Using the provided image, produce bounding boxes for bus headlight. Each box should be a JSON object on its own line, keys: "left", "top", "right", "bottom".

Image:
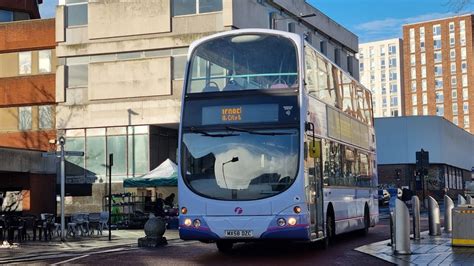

{"left": 181, "top": 207, "right": 188, "bottom": 214}
{"left": 184, "top": 218, "right": 192, "bottom": 227}
{"left": 288, "top": 217, "right": 297, "bottom": 226}
{"left": 193, "top": 219, "right": 201, "bottom": 228}
{"left": 293, "top": 206, "right": 301, "bottom": 214}
{"left": 277, "top": 218, "right": 286, "bottom": 227}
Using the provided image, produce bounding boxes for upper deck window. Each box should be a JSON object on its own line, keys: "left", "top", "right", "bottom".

{"left": 187, "top": 34, "right": 298, "bottom": 93}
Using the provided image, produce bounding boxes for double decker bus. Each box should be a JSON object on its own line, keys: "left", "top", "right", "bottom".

{"left": 178, "top": 29, "right": 378, "bottom": 252}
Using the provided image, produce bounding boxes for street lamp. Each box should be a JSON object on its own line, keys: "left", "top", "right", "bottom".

{"left": 221, "top": 157, "right": 239, "bottom": 188}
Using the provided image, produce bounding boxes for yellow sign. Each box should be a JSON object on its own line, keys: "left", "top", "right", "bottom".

{"left": 309, "top": 140, "right": 321, "bottom": 159}
{"left": 221, "top": 107, "right": 242, "bottom": 121}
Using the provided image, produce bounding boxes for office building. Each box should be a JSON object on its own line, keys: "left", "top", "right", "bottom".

{"left": 55, "top": 0, "right": 361, "bottom": 212}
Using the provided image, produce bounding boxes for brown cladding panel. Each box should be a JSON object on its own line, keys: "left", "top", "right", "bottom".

{"left": 0, "top": 19, "right": 55, "bottom": 53}
{"left": 0, "top": 74, "right": 55, "bottom": 106}
{"left": 0, "top": 130, "right": 56, "bottom": 151}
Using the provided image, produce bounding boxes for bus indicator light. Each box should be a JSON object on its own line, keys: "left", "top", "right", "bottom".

{"left": 293, "top": 206, "right": 301, "bottom": 214}
{"left": 193, "top": 219, "right": 201, "bottom": 228}
{"left": 181, "top": 207, "right": 188, "bottom": 214}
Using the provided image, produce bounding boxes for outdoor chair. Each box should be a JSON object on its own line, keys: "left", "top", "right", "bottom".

{"left": 20, "top": 214, "right": 37, "bottom": 241}
{"left": 5, "top": 215, "right": 24, "bottom": 244}
{"left": 99, "top": 212, "right": 109, "bottom": 232}
{"left": 88, "top": 213, "right": 102, "bottom": 235}
{"left": 69, "top": 213, "right": 89, "bottom": 237}
{"left": 35, "top": 213, "right": 55, "bottom": 241}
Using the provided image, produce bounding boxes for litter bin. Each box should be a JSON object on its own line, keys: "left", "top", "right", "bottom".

{"left": 452, "top": 206, "right": 474, "bottom": 246}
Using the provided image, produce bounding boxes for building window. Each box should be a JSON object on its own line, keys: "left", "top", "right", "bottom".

{"left": 18, "top": 107, "right": 32, "bottom": 131}
{"left": 464, "top": 116, "right": 470, "bottom": 128}
{"left": 436, "top": 91, "right": 444, "bottom": 103}
{"left": 433, "top": 24, "right": 441, "bottom": 36}
{"left": 422, "top": 93, "right": 427, "bottom": 104}
{"left": 409, "top": 28, "right": 415, "bottom": 39}
{"left": 450, "top": 49, "right": 456, "bottom": 60}
{"left": 451, "top": 62, "right": 456, "bottom": 74}
{"left": 462, "top": 74, "right": 468, "bottom": 87}
{"left": 422, "top": 79, "right": 427, "bottom": 91}
{"left": 39, "top": 50, "right": 52, "bottom": 73}
{"left": 381, "top": 73, "right": 386, "bottom": 82}
{"left": 435, "top": 78, "right": 443, "bottom": 90}
{"left": 287, "top": 22, "right": 296, "bottom": 33}
{"left": 412, "top": 107, "right": 418, "bottom": 115}
{"left": 0, "top": 10, "right": 13, "bottom": 22}
{"left": 382, "top": 86, "right": 386, "bottom": 95}
{"left": 390, "top": 84, "right": 397, "bottom": 93}
{"left": 463, "top": 88, "right": 468, "bottom": 100}
{"left": 410, "top": 41, "right": 415, "bottom": 53}
{"left": 381, "top": 58, "right": 386, "bottom": 68}
{"left": 410, "top": 54, "right": 416, "bottom": 66}
{"left": 380, "top": 45, "right": 386, "bottom": 56}
{"left": 389, "top": 70, "right": 397, "bottom": 81}
{"left": 382, "top": 97, "right": 387, "bottom": 107}
{"left": 66, "top": 2, "right": 88, "bottom": 27}
{"left": 390, "top": 96, "right": 398, "bottom": 107}
{"left": 421, "top": 66, "right": 426, "bottom": 78}
{"left": 451, "top": 76, "right": 457, "bottom": 87}
{"left": 19, "top": 52, "right": 32, "bottom": 75}
{"left": 436, "top": 104, "right": 444, "bottom": 116}
{"left": 411, "top": 80, "right": 417, "bottom": 92}
{"left": 359, "top": 62, "right": 364, "bottom": 72}
{"left": 434, "top": 64, "right": 443, "bottom": 76}
{"left": 464, "top": 102, "right": 469, "bottom": 113}
{"left": 389, "top": 58, "right": 397, "bottom": 67}
{"left": 172, "top": 0, "right": 222, "bottom": 16}
{"left": 411, "top": 67, "right": 416, "bottom": 79}
{"left": 449, "top": 33, "right": 455, "bottom": 47}
{"left": 449, "top": 22, "right": 455, "bottom": 32}
{"left": 453, "top": 103, "right": 458, "bottom": 115}
{"left": 461, "top": 47, "right": 467, "bottom": 60}
{"left": 461, "top": 61, "right": 467, "bottom": 73}
{"left": 39, "top": 105, "right": 54, "bottom": 129}
{"left": 453, "top": 116, "right": 458, "bottom": 125}
{"left": 412, "top": 94, "right": 417, "bottom": 105}
{"left": 388, "top": 45, "right": 396, "bottom": 55}
{"left": 434, "top": 51, "right": 442, "bottom": 63}
{"left": 421, "top": 53, "right": 426, "bottom": 64}
{"left": 433, "top": 39, "right": 442, "bottom": 49}
{"left": 452, "top": 90, "right": 457, "bottom": 100}
{"left": 423, "top": 105, "right": 428, "bottom": 115}
{"left": 460, "top": 20, "right": 466, "bottom": 45}
{"left": 67, "top": 64, "right": 88, "bottom": 88}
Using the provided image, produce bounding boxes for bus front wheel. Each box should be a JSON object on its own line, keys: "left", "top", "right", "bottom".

{"left": 216, "top": 240, "right": 233, "bottom": 253}
{"left": 325, "top": 209, "right": 335, "bottom": 245}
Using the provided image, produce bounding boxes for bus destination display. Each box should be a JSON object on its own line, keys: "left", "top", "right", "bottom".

{"left": 202, "top": 104, "right": 279, "bottom": 125}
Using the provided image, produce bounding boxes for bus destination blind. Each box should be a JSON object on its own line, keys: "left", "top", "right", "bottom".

{"left": 202, "top": 104, "right": 279, "bottom": 125}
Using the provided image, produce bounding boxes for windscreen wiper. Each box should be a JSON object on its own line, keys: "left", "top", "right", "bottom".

{"left": 226, "top": 126, "right": 293, "bottom": 136}
{"left": 190, "top": 127, "right": 239, "bottom": 137}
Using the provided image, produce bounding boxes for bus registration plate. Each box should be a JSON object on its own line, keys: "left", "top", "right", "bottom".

{"left": 224, "top": 230, "right": 253, "bottom": 238}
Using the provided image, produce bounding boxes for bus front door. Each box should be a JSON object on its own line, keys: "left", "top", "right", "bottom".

{"left": 305, "top": 135, "right": 324, "bottom": 239}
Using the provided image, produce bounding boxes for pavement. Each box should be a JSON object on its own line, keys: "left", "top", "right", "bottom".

{"left": 0, "top": 229, "right": 180, "bottom": 264}
{"left": 356, "top": 230, "right": 474, "bottom": 265}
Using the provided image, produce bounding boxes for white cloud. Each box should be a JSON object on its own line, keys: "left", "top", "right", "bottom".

{"left": 39, "top": 0, "right": 59, "bottom": 19}
{"left": 355, "top": 12, "right": 458, "bottom": 42}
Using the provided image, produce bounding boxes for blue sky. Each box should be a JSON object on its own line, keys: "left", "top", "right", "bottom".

{"left": 39, "top": 0, "right": 474, "bottom": 43}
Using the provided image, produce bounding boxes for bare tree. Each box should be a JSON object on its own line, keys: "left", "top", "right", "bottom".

{"left": 446, "top": 0, "right": 473, "bottom": 12}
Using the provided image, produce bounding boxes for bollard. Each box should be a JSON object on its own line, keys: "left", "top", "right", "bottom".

{"left": 458, "top": 194, "right": 467, "bottom": 206}
{"left": 428, "top": 196, "right": 441, "bottom": 236}
{"left": 467, "top": 195, "right": 473, "bottom": 205}
{"left": 412, "top": 195, "right": 421, "bottom": 240}
{"left": 444, "top": 195, "right": 454, "bottom": 232}
{"left": 394, "top": 199, "right": 411, "bottom": 254}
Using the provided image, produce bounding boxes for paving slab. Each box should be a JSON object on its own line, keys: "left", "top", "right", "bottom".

{"left": 355, "top": 231, "right": 474, "bottom": 265}
{"left": 0, "top": 229, "right": 180, "bottom": 263}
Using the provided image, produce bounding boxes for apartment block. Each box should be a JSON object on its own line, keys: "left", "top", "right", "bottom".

{"left": 359, "top": 39, "right": 404, "bottom": 117}
{"left": 403, "top": 14, "right": 474, "bottom": 133}
{"left": 55, "top": 0, "right": 360, "bottom": 212}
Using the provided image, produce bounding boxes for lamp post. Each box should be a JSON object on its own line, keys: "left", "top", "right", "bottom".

{"left": 221, "top": 157, "right": 239, "bottom": 189}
